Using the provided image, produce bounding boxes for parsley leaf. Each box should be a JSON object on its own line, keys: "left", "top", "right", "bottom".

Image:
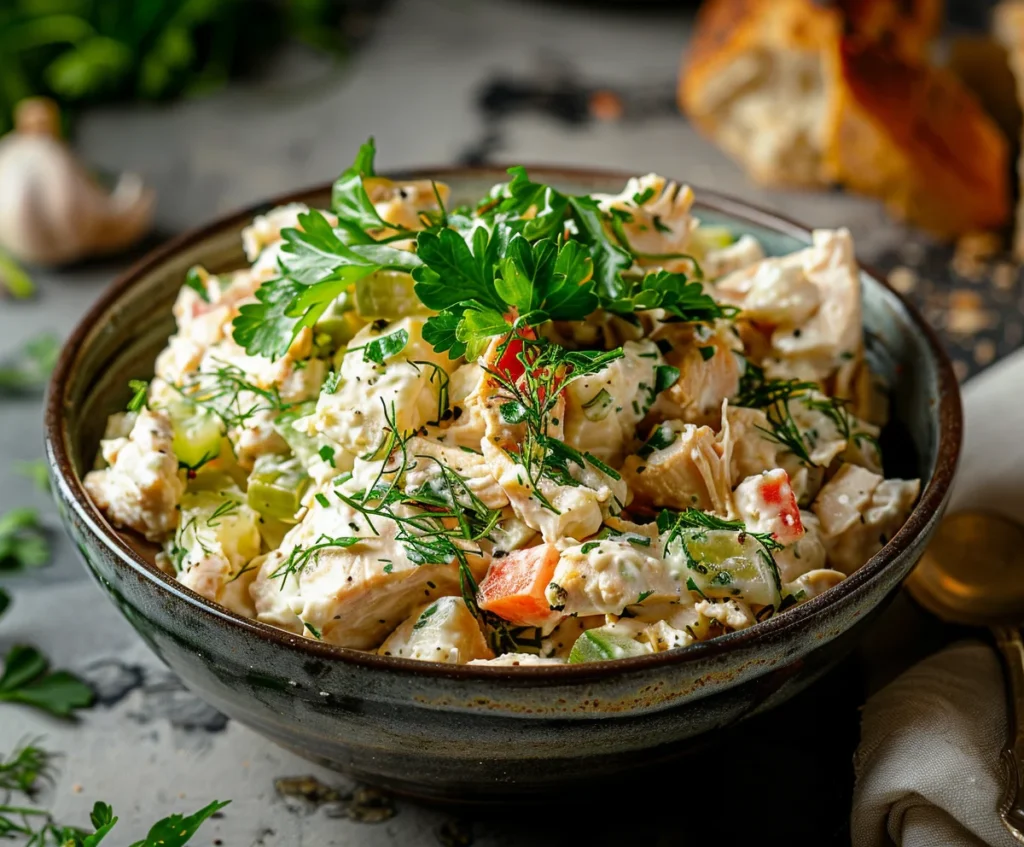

{"left": 420, "top": 310, "right": 465, "bottom": 359}
{"left": 183, "top": 266, "right": 210, "bottom": 303}
{"left": 232, "top": 211, "right": 420, "bottom": 359}
{"left": 493, "top": 166, "right": 569, "bottom": 241}
{"left": 357, "top": 328, "right": 409, "bottom": 365}
{"left": 566, "top": 194, "right": 634, "bottom": 300}
{"left": 14, "top": 460, "right": 50, "bottom": 493}
{"left": 0, "top": 508, "right": 49, "bottom": 572}
{"left": 0, "top": 644, "right": 94, "bottom": 717}
{"left": 128, "top": 799, "right": 230, "bottom": 847}
{"left": 412, "top": 227, "right": 505, "bottom": 313}
{"left": 330, "top": 137, "right": 393, "bottom": 235}
{"left": 0, "top": 333, "right": 60, "bottom": 395}
{"left": 605, "top": 270, "right": 732, "bottom": 323}
{"left": 455, "top": 308, "right": 509, "bottom": 360}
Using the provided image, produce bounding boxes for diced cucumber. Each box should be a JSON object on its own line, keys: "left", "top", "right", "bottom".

{"left": 167, "top": 402, "right": 224, "bottom": 470}
{"left": 246, "top": 455, "right": 310, "bottom": 522}
{"left": 568, "top": 627, "right": 651, "bottom": 664}
{"left": 671, "top": 529, "right": 782, "bottom": 608}
{"left": 354, "top": 270, "right": 428, "bottom": 320}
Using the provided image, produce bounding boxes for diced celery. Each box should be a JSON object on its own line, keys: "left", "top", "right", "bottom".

{"left": 271, "top": 401, "right": 321, "bottom": 466}
{"left": 673, "top": 529, "right": 781, "bottom": 608}
{"left": 568, "top": 627, "right": 651, "bottom": 663}
{"left": 256, "top": 515, "right": 291, "bottom": 550}
{"left": 246, "top": 455, "right": 310, "bottom": 522}
{"left": 315, "top": 297, "right": 364, "bottom": 348}
{"left": 691, "top": 226, "right": 736, "bottom": 253}
{"left": 185, "top": 471, "right": 236, "bottom": 495}
{"left": 167, "top": 403, "right": 224, "bottom": 470}
{"left": 354, "top": 270, "right": 428, "bottom": 320}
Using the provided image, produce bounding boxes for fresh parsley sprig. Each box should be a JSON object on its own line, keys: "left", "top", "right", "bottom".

{"left": 0, "top": 334, "right": 60, "bottom": 396}
{"left": 0, "top": 741, "right": 228, "bottom": 847}
{"left": 0, "top": 644, "right": 94, "bottom": 718}
{"left": 0, "top": 509, "right": 49, "bottom": 573}
{"left": 228, "top": 141, "right": 737, "bottom": 363}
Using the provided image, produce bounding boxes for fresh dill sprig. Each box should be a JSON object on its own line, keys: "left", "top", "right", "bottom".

{"left": 735, "top": 374, "right": 819, "bottom": 466}
{"left": 486, "top": 334, "right": 624, "bottom": 512}
{"left": 174, "top": 360, "right": 295, "bottom": 430}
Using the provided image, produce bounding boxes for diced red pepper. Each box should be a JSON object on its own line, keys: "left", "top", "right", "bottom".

{"left": 478, "top": 543, "right": 562, "bottom": 628}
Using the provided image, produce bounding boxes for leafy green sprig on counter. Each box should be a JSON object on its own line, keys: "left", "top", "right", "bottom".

{"left": 0, "top": 644, "right": 94, "bottom": 719}
{"left": 0, "top": 335, "right": 60, "bottom": 396}
{"left": 0, "top": 508, "right": 49, "bottom": 573}
{"left": 229, "top": 138, "right": 734, "bottom": 363}
{"left": 0, "top": 739, "right": 227, "bottom": 847}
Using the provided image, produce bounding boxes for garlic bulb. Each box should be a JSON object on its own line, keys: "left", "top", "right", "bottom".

{"left": 0, "top": 98, "right": 154, "bottom": 266}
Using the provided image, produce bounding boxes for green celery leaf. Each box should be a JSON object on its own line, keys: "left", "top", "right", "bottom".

{"left": 361, "top": 328, "right": 409, "bottom": 365}
{"left": 0, "top": 645, "right": 48, "bottom": 692}
{"left": 3, "top": 670, "right": 95, "bottom": 717}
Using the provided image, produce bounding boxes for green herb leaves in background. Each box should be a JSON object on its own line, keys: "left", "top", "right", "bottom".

{"left": 0, "top": 644, "right": 94, "bottom": 717}
{"left": 14, "top": 460, "right": 51, "bottom": 493}
{"left": 0, "top": 333, "right": 59, "bottom": 395}
{"left": 0, "top": 0, "right": 358, "bottom": 135}
{"left": 0, "top": 508, "right": 49, "bottom": 572}
{"left": 0, "top": 737, "right": 228, "bottom": 845}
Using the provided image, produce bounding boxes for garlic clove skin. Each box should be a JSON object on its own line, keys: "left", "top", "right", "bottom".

{"left": 0, "top": 98, "right": 155, "bottom": 267}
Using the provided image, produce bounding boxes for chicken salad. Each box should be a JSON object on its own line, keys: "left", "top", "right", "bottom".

{"left": 84, "top": 142, "right": 920, "bottom": 666}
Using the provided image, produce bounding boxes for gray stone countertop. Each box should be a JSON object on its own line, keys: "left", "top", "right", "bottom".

{"left": 0, "top": 1, "right": 1006, "bottom": 843}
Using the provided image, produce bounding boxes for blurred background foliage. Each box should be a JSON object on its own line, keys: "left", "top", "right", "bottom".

{"left": 0, "top": 0, "right": 370, "bottom": 135}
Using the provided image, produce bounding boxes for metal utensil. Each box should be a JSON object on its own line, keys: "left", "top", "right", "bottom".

{"left": 907, "top": 511, "right": 1024, "bottom": 843}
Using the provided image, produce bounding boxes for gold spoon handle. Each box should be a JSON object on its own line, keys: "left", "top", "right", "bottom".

{"left": 994, "top": 624, "right": 1024, "bottom": 844}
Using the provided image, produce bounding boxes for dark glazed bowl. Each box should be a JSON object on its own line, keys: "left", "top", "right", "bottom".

{"left": 45, "top": 168, "right": 962, "bottom": 801}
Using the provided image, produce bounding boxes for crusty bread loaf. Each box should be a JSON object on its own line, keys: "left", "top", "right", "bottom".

{"left": 823, "top": 37, "right": 1011, "bottom": 237}
{"left": 680, "top": 0, "right": 1011, "bottom": 238}
{"left": 994, "top": 2, "right": 1024, "bottom": 257}
{"left": 680, "top": 0, "right": 942, "bottom": 187}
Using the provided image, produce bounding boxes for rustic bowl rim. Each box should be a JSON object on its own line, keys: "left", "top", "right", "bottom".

{"left": 45, "top": 164, "right": 963, "bottom": 681}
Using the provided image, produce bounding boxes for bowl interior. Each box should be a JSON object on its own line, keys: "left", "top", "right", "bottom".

{"left": 50, "top": 168, "right": 960, "bottom": 670}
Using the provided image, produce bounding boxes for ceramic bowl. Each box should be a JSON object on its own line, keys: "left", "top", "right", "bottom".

{"left": 45, "top": 167, "right": 962, "bottom": 801}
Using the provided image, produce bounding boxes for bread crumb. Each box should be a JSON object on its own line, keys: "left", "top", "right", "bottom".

{"left": 72, "top": 784, "right": 82, "bottom": 794}
{"left": 953, "top": 231, "right": 1003, "bottom": 280}
{"left": 888, "top": 266, "right": 918, "bottom": 293}
{"left": 974, "top": 339, "right": 997, "bottom": 365}
{"left": 947, "top": 290, "right": 996, "bottom": 334}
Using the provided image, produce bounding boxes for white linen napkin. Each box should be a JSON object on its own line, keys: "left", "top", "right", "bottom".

{"left": 851, "top": 349, "right": 1024, "bottom": 847}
